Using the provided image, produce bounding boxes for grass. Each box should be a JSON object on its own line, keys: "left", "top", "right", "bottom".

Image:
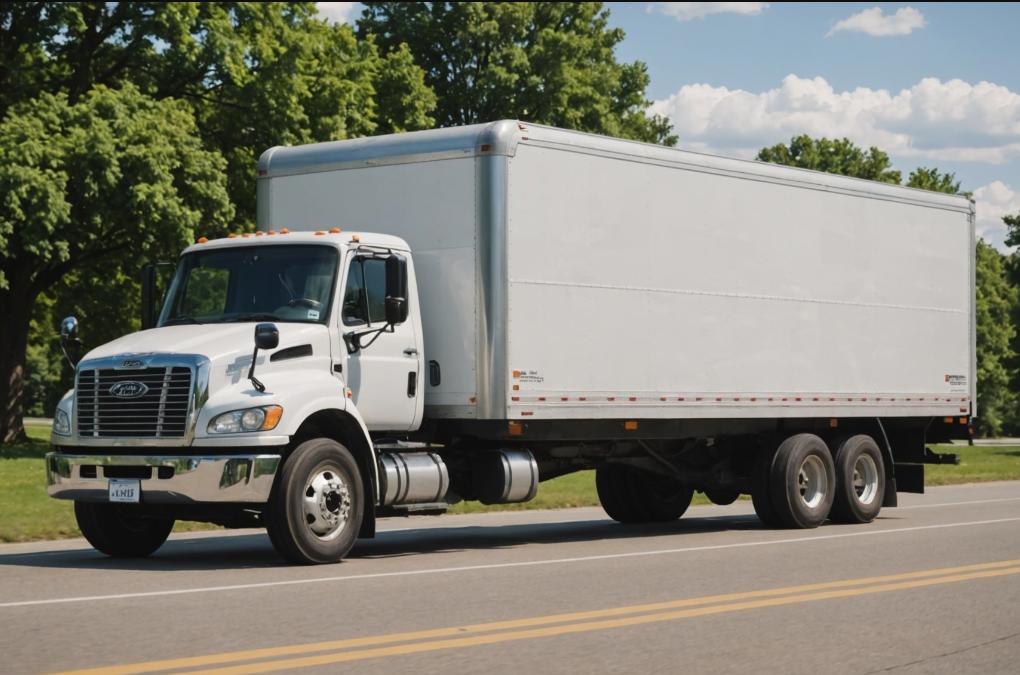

{"left": 2, "top": 425, "right": 1018, "bottom": 542}
{"left": 0, "top": 423, "right": 216, "bottom": 543}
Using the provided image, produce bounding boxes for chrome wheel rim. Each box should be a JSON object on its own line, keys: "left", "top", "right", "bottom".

{"left": 852, "top": 453, "right": 879, "bottom": 506}
{"left": 797, "top": 455, "right": 827, "bottom": 509}
{"left": 303, "top": 465, "right": 351, "bottom": 541}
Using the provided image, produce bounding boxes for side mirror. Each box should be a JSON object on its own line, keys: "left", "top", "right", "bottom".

{"left": 254, "top": 323, "right": 279, "bottom": 350}
{"left": 141, "top": 264, "right": 156, "bottom": 330}
{"left": 60, "top": 316, "right": 78, "bottom": 343}
{"left": 384, "top": 254, "right": 409, "bottom": 324}
{"left": 385, "top": 297, "right": 407, "bottom": 325}
{"left": 59, "top": 316, "right": 81, "bottom": 368}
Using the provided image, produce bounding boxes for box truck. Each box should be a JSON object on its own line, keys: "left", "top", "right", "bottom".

{"left": 46, "top": 121, "right": 972, "bottom": 563}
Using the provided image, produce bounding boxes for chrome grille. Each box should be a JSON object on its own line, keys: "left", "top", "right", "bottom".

{"left": 76, "top": 367, "right": 192, "bottom": 438}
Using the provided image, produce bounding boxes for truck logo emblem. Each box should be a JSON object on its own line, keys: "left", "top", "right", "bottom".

{"left": 121, "top": 359, "right": 144, "bottom": 368}
{"left": 109, "top": 381, "right": 149, "bottom": 399}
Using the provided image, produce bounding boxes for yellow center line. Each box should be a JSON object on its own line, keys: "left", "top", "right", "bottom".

{"left": 187, "top": 566, "right": 1020, "bottom": 675}
{"left": 52, "top": 559, "right": 1020, "bottom": 675}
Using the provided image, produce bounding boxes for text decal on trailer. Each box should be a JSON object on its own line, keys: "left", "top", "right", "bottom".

{"left": 945, "top": 374, "right": 968, "bottom": 392}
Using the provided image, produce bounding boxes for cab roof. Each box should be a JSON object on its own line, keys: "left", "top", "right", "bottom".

{"left": 181, "top": 229, "right": 410, "bottom": 256}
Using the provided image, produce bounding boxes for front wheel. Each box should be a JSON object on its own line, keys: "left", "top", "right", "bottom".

{"left": 74, "top": 502, "right": 174, "bottom": 558}
{"left": 266, "top": 438, "right": 363, "bottom": 564}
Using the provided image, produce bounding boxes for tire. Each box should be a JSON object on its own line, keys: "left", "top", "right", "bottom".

{"left": 768, "top": 433, "right": 835, "bottom": 529}
{"left": 74, "top": 502, "right": 174, "bottom": 558}
{"left": 830, "top": 435, "right": 885, "bottom": 524}
{"left": 266, "top": 438, "right": 363, "bottom": 564}
{"left": 596, "top": 464, "right": 694, "bottom": 523}
{"left": 751, "top": 443, "right": 784, "bottom": 527}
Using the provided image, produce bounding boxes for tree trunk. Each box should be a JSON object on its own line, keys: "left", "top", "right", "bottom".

{"left": 0, "top": 285, "right": 34, "bottom": 444}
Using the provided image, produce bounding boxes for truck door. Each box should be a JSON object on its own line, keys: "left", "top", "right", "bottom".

{"left": 338, "top": 253, "right": 421, "bottom": 431}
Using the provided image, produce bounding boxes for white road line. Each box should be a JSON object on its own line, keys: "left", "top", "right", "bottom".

{"left": 2, "top": 516, "right": 1019, "bottom": 610}
{"left": 896, "top": 497, "right": 1020, "bottom": 509}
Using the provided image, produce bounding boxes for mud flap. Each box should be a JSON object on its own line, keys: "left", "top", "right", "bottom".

{"left": 893, "top": 463, "right": 924, "bottom": 494}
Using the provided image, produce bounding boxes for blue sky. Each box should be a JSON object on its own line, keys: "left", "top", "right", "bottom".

{"left": 320, "top": 2, "right": 1020, "bottom": 249}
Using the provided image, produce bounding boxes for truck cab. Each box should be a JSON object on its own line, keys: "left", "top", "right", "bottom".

{"left": 47, "top": 231, "right": 429, "bottom": 563}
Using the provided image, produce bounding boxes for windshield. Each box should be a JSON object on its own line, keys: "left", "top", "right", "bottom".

{"left": 158, "top": 245, "right": 339, "bottom": 326}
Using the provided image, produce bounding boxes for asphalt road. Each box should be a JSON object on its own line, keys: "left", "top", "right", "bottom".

{"left": 2, "top": 482, "right": 1019, "bottom": 675}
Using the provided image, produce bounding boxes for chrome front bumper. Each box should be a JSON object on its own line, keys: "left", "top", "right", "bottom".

{"left": 45, "top": 453, "right": 281, "bottom": 504}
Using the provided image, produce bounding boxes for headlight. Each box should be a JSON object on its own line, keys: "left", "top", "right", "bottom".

{"left": 208, "top": 406, "right": 283, "bottom": 434}
{"left": 53, "top": 409, "right": 71, "bottom": 436}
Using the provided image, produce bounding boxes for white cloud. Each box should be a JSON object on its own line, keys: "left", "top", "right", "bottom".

{"left": 828, "top": 6, "right": 926, "bottom": 37}
{"left": 317, "top": 2, "right": 358, "bottom": 25}
{"left": 648, "top": 3, "right": 768, "bottom": 22}
{"left": 974, "top": 181, "right": 1020, "bottom": 250}
{"left": 649, "top": 75, "right": 1020, "bottom": 164}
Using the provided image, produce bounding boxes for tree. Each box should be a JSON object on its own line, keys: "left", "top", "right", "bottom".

{"left": 975, "top": 241, "right": 1017, "bottom": 436}
{"left": 906, "top": 167, "right": 962, "bottom": 195}
{"left": 0, "top": 85, "right": 233, "bottom": 442}
{"left": 756, "top": 135, "right": 901, "bottom": 184}
{"left": 0, "top": 2, "right": 436, "bottom": 223}
{"left": 358, "top": 2, "right": 676, "bottom": 145}
{"left": 1004, "top": 211, "right": 1020, "bottom": 248}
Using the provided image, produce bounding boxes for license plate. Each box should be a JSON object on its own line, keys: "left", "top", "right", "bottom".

{"left": 108, "top": 479, "right": 140, "bottom": 503}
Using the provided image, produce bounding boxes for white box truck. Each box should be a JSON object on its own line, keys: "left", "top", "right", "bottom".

{"left": 47, "top": 121, "right": 973, "bottom": 563}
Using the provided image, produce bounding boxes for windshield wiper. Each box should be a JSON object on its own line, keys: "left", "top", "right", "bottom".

{"left": 162, "top": 314, "right": 203, "bottom": 326}
{"left": 221, "top": 313, "right": 284, "bottom": 323}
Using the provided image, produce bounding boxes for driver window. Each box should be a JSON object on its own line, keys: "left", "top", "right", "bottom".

{"left": 342, "top": 258, "right": 387, "bottom": 325}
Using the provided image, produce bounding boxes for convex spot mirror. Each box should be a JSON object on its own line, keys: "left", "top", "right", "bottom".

{"left": 385, "top": 254, "right": 409, "bottom": 325}
{"left": 60, "top": 316, "right": 78, "bottom": 344}
{"left": 59, "top": 315, "right": 82, "bottom": 368}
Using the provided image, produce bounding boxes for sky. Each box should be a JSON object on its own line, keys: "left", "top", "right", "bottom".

{"left": 318, "top": 2, "right": 1020, "bottom": 250}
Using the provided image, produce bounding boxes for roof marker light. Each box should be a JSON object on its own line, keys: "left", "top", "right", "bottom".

{"left": 329, "top": 227, "right": 342, "bottom": 234}
{"left": 227, "top": 234, "right": 237, "bottom": 239}
{"left": 315, "top": 231, "right": 326, "bottom": 236}
{"left": 280, "top": 228, "right": 289, "bottom": 234}
{"left": 197, "top": 237, "right": 208, "bottom": 244}
{"left": 351, "top": 235, "right": 360, "bottom": 242}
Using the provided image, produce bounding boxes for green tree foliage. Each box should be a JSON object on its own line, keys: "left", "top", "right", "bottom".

{"left": 756, "top": 135, "right": 901, "bottom": 184}
{"left": 1, "top": 2, "right": 436, "bottom": 223}
{"left": 975, "top": 241, "right": 1017, "bottom": 436}
{"left": 906, "top": 167, "right": 963, "bottom": 195}
{"left": 358, "top": 2, "right": 676, "bottom": 145}
{"left": 0, "top": 85, "right": 233, "bottom": 442}
{"left": 1003, "top": 211, "right": 1020, "bottom": 248}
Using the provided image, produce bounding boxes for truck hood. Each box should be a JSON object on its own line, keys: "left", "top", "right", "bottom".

{"left": 82, "top": 323, "right": 330, "bottom": 364}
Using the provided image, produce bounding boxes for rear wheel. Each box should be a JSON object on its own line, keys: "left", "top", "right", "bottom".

{"left": 266, "top": 438, "right": 363, "bottom": 564}
{"left": 768, "top": 434, "right": 835, "bottom": 529}
{"left": 74, "top": 502, "right": 174, "bottom": 558}
{"left": 751, "top": 444, "right": 784, "bottom": 527}
{"left": 830, "top": 435, "right": 885, "bottom": 524}
{"left": 596, "top": 464, "right": 694, "bottom": 523}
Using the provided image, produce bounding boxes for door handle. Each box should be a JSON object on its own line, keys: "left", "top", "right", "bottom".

{"left": 403, "top": 347, "right": 418, "bottom": 356}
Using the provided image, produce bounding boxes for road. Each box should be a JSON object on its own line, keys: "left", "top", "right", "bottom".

{"left": 1, "top": 481, "right": 1019, "bottom": 675}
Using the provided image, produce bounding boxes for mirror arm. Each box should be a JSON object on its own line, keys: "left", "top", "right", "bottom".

{"left": 343, "top": 323, "right": 394, "bottom": 354}
{"left": 59, "top": 337, "right": 82, "bottom": 369}
{"left": 247, "top": 345, "right": 265, "bottom": 393}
